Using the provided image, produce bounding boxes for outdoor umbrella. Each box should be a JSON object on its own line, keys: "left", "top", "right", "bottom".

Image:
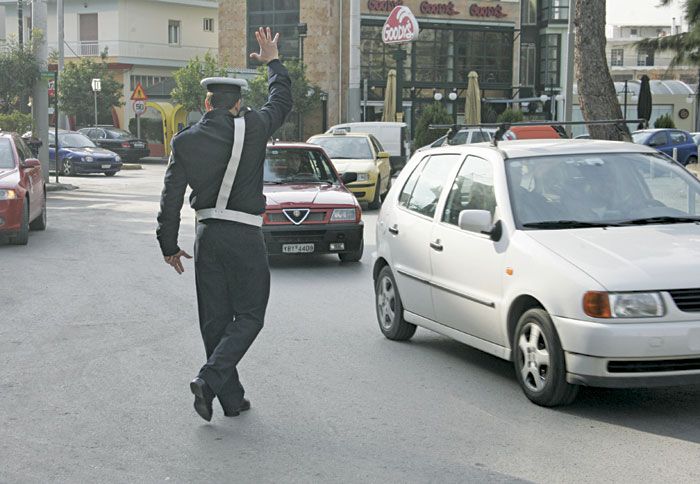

{"left": 382, "top": 69, "right": 397, "bottom": 122}
{"left": 637, "top": 75, "right": 652, "bottom": 129}
{"left": 465, "top": 71, "right": 481, "bottom": 125}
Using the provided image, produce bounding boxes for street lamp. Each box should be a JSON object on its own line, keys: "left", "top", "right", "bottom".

{"left": 320, "top": 91, "right": 328, "bottom": 132}
{"left": 297, "top": 23, "right": 307, "bottom": 66}
{"left": 448, "top": 89, "right": 458, "bottom": 125}
{"left": 433, "top": 90, "right": 443, "bottom": 102}
{"left": 91, "top": 78, "right": 101, "bottom": 126}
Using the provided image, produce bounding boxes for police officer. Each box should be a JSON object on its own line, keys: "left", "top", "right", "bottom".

{"left": 156, "top": 27, "right": 292, "bottom": 421}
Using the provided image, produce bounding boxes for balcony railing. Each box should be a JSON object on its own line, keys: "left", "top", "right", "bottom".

{"left": 49, "top": 40, "right": 217, "bottom": 63}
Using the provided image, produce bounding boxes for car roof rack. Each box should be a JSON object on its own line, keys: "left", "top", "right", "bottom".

{"left": 429, "top": 119, "right": 645, "bottom": 147}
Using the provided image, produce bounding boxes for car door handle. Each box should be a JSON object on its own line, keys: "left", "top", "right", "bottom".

{"left": 430, "top": 241, "right": 443, "bottom": 251}
{"left": 388, "top": 225, "right": 399, "bottom": 235}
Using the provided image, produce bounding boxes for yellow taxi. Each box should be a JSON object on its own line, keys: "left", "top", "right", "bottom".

{"left": 307, "top": 131, "right": 392, "bottom": 209}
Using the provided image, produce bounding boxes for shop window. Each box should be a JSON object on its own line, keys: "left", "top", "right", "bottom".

{"left": 520, "top": 43, "right": 536, "bottom": 87}
{"left": 539, "top": 34, "right": 561, "bottom": 88}
{"left": 247, "top": 0, "right": 299, "bottom": 68}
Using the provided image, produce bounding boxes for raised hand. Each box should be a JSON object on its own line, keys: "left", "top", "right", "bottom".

{"left": 249, "top": 26, "right": 280, "bottom": 64}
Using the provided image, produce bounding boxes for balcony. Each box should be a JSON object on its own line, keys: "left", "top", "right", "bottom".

{"left": 49, "top": 40, "right": 217, "bottom": 65}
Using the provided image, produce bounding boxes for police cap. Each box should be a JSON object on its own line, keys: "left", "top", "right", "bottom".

{"left": 200, "top": 77, "right": 248, "bottom": 95}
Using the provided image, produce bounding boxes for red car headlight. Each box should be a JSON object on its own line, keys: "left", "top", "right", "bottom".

{"left": 330, "top": 208, "right": 357, "bottom": 222}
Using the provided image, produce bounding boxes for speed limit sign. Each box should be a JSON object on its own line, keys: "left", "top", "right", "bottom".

{"left": 133, "top": 100, "right": 146, "bottom": 115}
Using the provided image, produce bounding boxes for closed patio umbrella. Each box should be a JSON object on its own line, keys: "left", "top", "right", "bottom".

{"left": 465, "top": 71, "right": 481, "bottom": 125}
{"left": 382, "top": 69, "right": 397, "bottom": 122}
{"left": 638, "top": 75, "right": 652, "bottom": 129}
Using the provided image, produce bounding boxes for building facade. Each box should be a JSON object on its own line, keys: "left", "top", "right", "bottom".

{"left": 1, "top": 0, "right": 218, "bottom": 130}
{"left": 220, "top": 0, "right": 523, "bottom": 139}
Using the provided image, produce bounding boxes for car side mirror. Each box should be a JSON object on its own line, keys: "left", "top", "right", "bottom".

{"left": 458, "top": 210, "right": 502, "bottom": 241}
{"left": 341, "top": 172, "right": 358, "bottom": 184}
{"left": 377, "top": 151, "right": 390, "bottom": 159}
{"left": 21, "top": 158, "right": 41, "bottom": 169}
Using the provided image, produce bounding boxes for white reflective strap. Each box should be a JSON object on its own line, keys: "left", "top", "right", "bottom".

{"left": 216, "top": 117, "right": 246, "bottom": 210}
{"left": 196, "top": 208, "right": 263, "bottom": 227}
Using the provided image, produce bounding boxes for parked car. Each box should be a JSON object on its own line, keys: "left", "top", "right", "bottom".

{"left": 502, "top": 125, "right": 566, "bottom": 140}
{"left": 78, "top": 126, "right": 149, "bottom": 162}
{"left": 374, "top": 138, "right": 700, "bottom": 407}
{"left": 326, "top": 122, "right": 407, "bottom": 173}
{"left": 416, "top": 128, "right": 496, "bottom": 153}
{"left": 307, "top": 131, "right": 392, "bottom": 209}
{"left": 0, "top": 132, "right": 46, "bottom": 244}
{"left": 689, "top": 132, "right": 700, "bottom": 146}
{"left": 49, "top": 130, "right": 123, "bottom": 176}
{"left": 263, "top": 143, "right": 364, "bottom": 261}
{"left": 632, "top": 129, "right": 698, "bottom": 165}
{"left": 574, "top": 133, "right": 591, "bottom": 139}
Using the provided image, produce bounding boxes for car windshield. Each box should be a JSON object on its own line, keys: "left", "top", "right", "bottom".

{"left": 506, "top": 152, "right": 700, "bottom": 229}
{"left": 0, "top": 138, "right": 15, "bottom": 168}
{"left": 631, "top": 132, "right": 649, "bottom": 144}
{"left": 264, "top": 148, "right": 338, "bottom": 184}
{"left": 106, "top": 129, "right": 133, "bottom": 139}
{"left": 58, "top": 133, "right": 96, "bottom": 148}
{"left": 309, "top": 137, "right": 372, "bottom": 159}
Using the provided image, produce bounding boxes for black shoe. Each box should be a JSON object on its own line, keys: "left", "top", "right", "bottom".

{"left": 223, "top": 398, "right": 251, "bottom": 417}
{"left": 190, "top": 377, "right": 214, "bottom": 422}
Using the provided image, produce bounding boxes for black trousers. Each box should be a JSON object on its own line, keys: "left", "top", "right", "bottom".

{"left": 194, "top": 220, "right": 270, "bottom": 409}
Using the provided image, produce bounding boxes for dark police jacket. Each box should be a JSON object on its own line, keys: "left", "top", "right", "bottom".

{"left": 156, "top": 60, "right": 293, "bottom": 257}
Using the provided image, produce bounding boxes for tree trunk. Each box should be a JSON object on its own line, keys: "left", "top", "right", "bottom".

{"left": 574, "top": 0, "right": 630, "bottom": 141}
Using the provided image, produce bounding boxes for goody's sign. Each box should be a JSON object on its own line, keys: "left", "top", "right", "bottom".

{"left": 382, "top": 6, "right": 419, "bottom": 44}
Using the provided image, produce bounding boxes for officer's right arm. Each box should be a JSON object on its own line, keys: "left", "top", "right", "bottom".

{"left": 156, "top": 145, "right": 187, "bottom": 257}
{"left": 259, "top": 60, "right": 293, "bottom": 138}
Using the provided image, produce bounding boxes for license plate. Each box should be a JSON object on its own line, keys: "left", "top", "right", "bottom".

{"left": 134, "top": 142, "right": 145, "bottom": 148}
{"left": 282, "top": 243, "right": 314, "bottom": 254}
{"left": 101, "top": 164, "right": 111, "bottom": 169}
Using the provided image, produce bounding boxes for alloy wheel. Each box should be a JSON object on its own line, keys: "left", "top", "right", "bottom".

{"left": 377, "top": 275, "right": 396, "bottom": 330}
{"left": 518, "top": 322, "right": 551, "bottom": 392}
{"left": 62, "top": 159, "right": 72, "bottom": 176}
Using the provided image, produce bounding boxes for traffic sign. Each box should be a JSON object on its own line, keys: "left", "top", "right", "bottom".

{"left": 130, "top": 82, "right": 148, "bottom": 101}
{"left": 133, "top": 100, "right": 147, "bottom": 116}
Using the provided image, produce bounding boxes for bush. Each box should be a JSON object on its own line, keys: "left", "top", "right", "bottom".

{"left": 496, "top": 108, "right": 525, "bottom": 124}
{"left": 654, "top": 114, "right": 676, "bottom": 129}
{"left": 128, "top": 117, "right": 164, "bottom": 143}
{"left": 413, "top": 102, "right": 452, "bottom": 148}
{"left": 0, "top": 112, "right": 33, "bottom": 133}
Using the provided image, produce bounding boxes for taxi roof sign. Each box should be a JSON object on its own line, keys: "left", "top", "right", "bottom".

{"left": 131, "top": 82, "right": 148, "bottom": 101}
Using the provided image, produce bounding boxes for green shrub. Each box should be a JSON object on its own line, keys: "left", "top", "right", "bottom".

{"left": 413, "top": 102, "right": 452, "bottom": 149}
{"left": 654, "top": 114, "right": 676, "bottom": 129}
{"left": 496, "top": 108, "right": 525, "bottom": 124}
{"left": 0, "top": 111, "right": 33, "bottom": 134}
{"left": 128, "top": 117, "right": 164, "bottom": 143}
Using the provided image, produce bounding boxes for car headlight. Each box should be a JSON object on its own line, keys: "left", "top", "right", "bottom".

{"left": 115, "top": 155, "right": 121, "bottom": 162}
{"left": 583, "top": 291, "right": 666, "bottom": 319}
{"left": 356, "top": 173, "right": 369, "bottom": 182}
{"left": 83, "top": 156, "right": 94, "bottom": 162}
{"left": 331, "top": 208, "right": 357, "bottom": 222}
{"left": 0, "top": 189, "right": 18, "bottom": 200}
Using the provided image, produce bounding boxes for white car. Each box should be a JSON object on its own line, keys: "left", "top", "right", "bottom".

{"left": 416, "top": 128, "right": 496, "bottom": 153}
{"left": 373, "top": 138, "right": 700, "bottom": 406}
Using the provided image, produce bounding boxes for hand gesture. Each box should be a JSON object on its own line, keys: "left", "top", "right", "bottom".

{"left": 164, "top": 250, "right": 192, "bottom": 275}
{"left": 249, "top": 27, "right": 280, "bottom": 65}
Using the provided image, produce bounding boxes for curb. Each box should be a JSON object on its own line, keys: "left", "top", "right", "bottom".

{"left": 47, "top": 183, "right": 78, "bottom": 192}
{"left": 121, "top": 164, "right": 143, "bottom": 170}
{"left": 139, "top": 157, "right": 168, "bottom": 164}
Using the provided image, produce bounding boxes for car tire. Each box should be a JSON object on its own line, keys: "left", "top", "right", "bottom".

{"left": 62, "top": 158, "right": 75, "bottom": 176}
{"left": 513, "top": 308, "right": 579, "bottom": 407}
{"left": 368, "top": 177, "right": 382, "bottom": 210}
{"left": 104, "top": 171, "right": 117, "bottom": 177}
{"left": 686, "top": 155, "right": 697, "bottom": 166}
{"left": 375, "top": 266, "right": 416, "bottom": 341}
{"left": 10, "top": 199, "right": 30, "bottom": 245}
{"left": 338, "top": 239, "right": 364, "bottom": 262}
{"left": 29, "top": 197, "right": 47, "bottom": 231}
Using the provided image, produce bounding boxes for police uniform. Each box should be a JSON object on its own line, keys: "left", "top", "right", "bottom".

{"left": 156, "top": 59, "right": 292, "bottom": 416}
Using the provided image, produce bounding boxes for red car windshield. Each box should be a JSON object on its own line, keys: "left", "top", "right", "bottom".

{"left": 0, "top": 138, "right": 15, "bottom": 169}
{"left": 264, "top": 148, "right": 338, "bottom": 184}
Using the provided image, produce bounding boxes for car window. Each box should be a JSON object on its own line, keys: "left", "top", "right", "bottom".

{"left": 399, "top": 158, "right": 428, "bottom": 207}
{"left": 59, "top": 133, "right": 96, "bottom": 148}
{"left": 13, "top": 136, "right": 32, "bottom": 161}
{"left": 447, "top": 131, "right": 469, "bottom": 145}
{"left": 0, "top": 138, "right": 16, "bottom": 168}
{"left": 106, "top": 129, "right": 133, "bottom": 140}
{"left": 308, "top": 136, "right": 373, "bottom": 159}
{"left": 648, "top": 132, "right": 668, "bottom": 146}
{"left": 430, "top": 136, "right": 446, "bottom": 148}
{"left": 402, "top": 154, "right": 462, "bottom": 218}
{"left": 369, "top": 135, "right": 384, "bottom": 154}
{"left": 442, "top": 156, "right": 496, "bottom": 227}
{"left": 263, "top": 148, "right": 337, "bottom": 184}
{"left": 94, "top": 129, "right": 107, "bottom": 139}
{"left": 470, "top": 131, "right": 490, "bottom": 144}
{"left": 670, "top": 131, "right": 687, "bottom": 145}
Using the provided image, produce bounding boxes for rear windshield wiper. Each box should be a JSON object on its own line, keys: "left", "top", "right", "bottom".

{"left": 616, "top": 216, "right": 700, "bottom": 226}
{"left": 522, "top": 220, "right": 619, "bottom": 229}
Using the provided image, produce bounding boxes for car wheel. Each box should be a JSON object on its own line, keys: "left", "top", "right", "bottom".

{"left": 368, "top": 177, "right": 382, "bottom": 210}
{"left": 104, "top": 171, "right": 117, "bottom": 177}
{"left": 513, "top": 308, "right": 578, "bottom": 407}
{"left": 10, "top": 199, "right": 30, "bottom": 245}
{"left": 62, "top": 158, "right": 74, "bottom": 176}
{"left": 338, "top": 239, "right": 364, "bottom": 262}
{"left": 375, "top": 266, "right": 416, "bottom": 341}
{"left": 29, "top": 197, "right": 47, "bottom": 231}
{"left": 686, "top": 155, "right": 697, "bottom": 166}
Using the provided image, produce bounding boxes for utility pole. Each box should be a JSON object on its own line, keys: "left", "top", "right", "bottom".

{"left": 347, "top": 0, "right": 361, "bottom": 122}
{"left": 17, "top": 0, "right": 23, "bottom": 46}
{"left": 564, "top": 0, "right": 576, "bottom": 132}
{"left": 32, "top": 0, "right": 50, "bottom": 181}
{"left": 57, "top": 0, "right": 67, "bottom": 129}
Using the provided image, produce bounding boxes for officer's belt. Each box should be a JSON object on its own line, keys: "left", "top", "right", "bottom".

{"left": 196, "top": 116, "right": 263, "bottom": 227}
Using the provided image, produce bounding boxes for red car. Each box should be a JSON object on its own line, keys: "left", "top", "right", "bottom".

{"left": 263, "top": 143, "right": 364, "bottom": 262}
{"left": 0, "top": 132, "right": 47, "bottom": 245}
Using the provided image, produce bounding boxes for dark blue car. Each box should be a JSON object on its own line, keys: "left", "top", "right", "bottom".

{"left": 49, "top": 130, "right": 123, "bottom": 176}
{"left": 632, "top": 129, "right": 698, "bottom": 166}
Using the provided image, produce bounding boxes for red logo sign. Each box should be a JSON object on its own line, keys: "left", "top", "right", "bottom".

{"left": 367, "top": 0, "right": 403, "bottom": 12}
{"left": 382, "top": 6, "right": 420, "bottom": 44}
{"left": 469, "top": 3, "right": 507, "bottom": 18}
{"left": 420, "top": 1, "right": 459, "bottom": 16}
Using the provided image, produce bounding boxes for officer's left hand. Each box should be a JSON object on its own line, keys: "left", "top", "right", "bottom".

{"left": 164, "top": 250, "right": 192, "bottom": 274}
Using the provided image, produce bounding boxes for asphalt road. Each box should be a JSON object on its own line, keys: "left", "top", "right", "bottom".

{"left": 1, "top": 165, "right": 699, "bottom": 483}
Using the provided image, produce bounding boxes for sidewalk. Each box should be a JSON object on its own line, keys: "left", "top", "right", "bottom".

{"left": 687, "top": 163, "right": 699, "bottom": 177}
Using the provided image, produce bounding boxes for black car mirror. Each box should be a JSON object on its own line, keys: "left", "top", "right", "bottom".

{"left": 341, "top": 172, "right": 358, "bottom": 184}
